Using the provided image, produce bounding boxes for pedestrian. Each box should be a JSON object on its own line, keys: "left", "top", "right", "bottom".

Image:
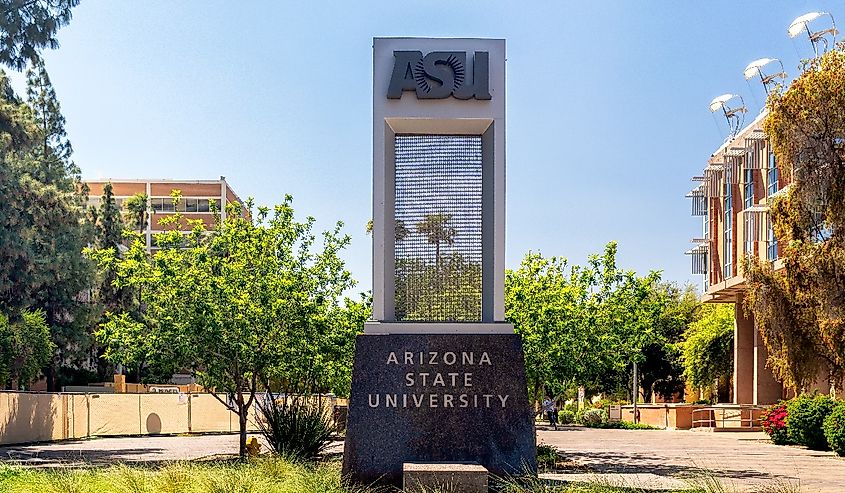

{"left": 542, "top": 395, "right": 558, "bottom": 430}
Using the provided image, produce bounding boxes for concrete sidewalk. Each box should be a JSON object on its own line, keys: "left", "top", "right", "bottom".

{"left": 538, "top": 426, "right": 844, "bottom": 492}
{"left": 0, "top": 434, "right": 343, "bottom": 466}
{"left": 1, "top": 428, "right": 843, "bottom": 492}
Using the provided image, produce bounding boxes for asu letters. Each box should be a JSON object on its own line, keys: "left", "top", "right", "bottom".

{"left": 387, "top": 50, "right": 491, "bottom": 100}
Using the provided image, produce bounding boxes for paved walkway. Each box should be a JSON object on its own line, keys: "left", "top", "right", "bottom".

{"left": 538, "top": 426, "right": 845, "bottom": 492}
{"left": 1, "top": 428, "right": 844, "bottom": 491}
{"left": 0, "top": 434, "right": 344, "bottom": 466}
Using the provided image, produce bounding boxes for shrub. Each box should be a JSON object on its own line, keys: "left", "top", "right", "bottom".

{"left": 786, "top": 394, "right": 836, "bottom": 450}
{"left": 824, "top": 401, "right": 845, "bottom": 456}
{"left": 580, "top": 408, "right": 608, "bottom": 426}
{"left": 558, "top": 409, "right": 575, "bottom": 425}
{"left": 761, "top": 402, "right": 790, "bottom": 445}
{"left": 257, "top": 396, "right": 334, "bottom": 461}
{"left": 595, "top": 421, "right": 657, "bottom": 430}
{"left": 535, "top": 444, "right": 558, "bottom": 471}
{"left": 574, "top": 407, "right": 586, "bottom": 425}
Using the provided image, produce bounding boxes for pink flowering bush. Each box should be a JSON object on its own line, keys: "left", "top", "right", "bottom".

{"left": 761, "top": 402, "right": 790, "bottom": 445}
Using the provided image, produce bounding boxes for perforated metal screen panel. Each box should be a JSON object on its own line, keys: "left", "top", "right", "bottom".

{"left": 394, "top": 134, "right": 483, "bottom": 322}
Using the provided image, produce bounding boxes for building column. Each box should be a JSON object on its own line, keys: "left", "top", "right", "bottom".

{"left": 734, "top": 294, "right": 754, "bottom": 404}
{"left": 754, "top": 323, "right": 783, "bottom": 405}
{"left": 145, "top": 181, "right": 152, "bottom": 251}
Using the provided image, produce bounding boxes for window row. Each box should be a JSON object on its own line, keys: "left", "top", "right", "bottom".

{"left": 150, "top": 197, "right": 222, "bottom": 213}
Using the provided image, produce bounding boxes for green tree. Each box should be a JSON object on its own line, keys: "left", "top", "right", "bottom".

{"left": 745, "top": 44, "right": 845, "bottom": 393}
{"left": 634, "top": 283, "right": 700, "bottom": 402}
{"left": 23, "top": 58, "right": 93, "bottom": 389}
{"left": 506, "top": 251, "right": 591, "bottom": 405}
{"left": 681, "top": 304, "right": 734, "bottom": 398}
{"left": 92, "top": 195, "right": 354, "bottom": 458}
{"left": 416, "top": 213, "right": 456, "bottom": 268}
{"left": 87, "top": 182, "right": 133, "bottom": 380}
{"left": 26, "top": 57, "right": 76, "bottom": 188}
{"left": 0, "top": 309, "right": 54, "bottom": 389}
{"left": 0, "top": 61, "right": 93, "bottom": 389}
{"left": 506, "top": 243, "right": 674, "bottom": 406}
{"left": 0, "top": 1, "right": 79, "bottom": 71}
{"left": 123, "top": 193, "right": 148, "bottom": 235}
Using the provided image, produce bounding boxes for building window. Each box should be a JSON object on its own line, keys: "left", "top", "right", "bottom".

{"left": 813, "top": 202, "right": 833, "bottom": 242}
{"left": 151, "top": 197, "right": 174, "bottom": 212}
{"left": 767, "top": 151, "right": 779, "bottom": 196}
{"left": 724, "top": 168, "right": 733, "bottom": 279}
{"left": 767, "top": 216, "right": 778, "bottom": 261}
{"left": 151, "top": 197, "right": 220, "bottom": 213}
{"left": 744, "top": 167, "right": 754, "bottom": 209}
{"left": 744, "top": 213, "right": 754, "bottom": 257}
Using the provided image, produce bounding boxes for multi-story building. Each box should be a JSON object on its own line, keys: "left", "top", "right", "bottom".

{"left": 85, "top": 177, "right": 245, "bottom": 251}
{"left": 686, "top": 111, "right": 788, "bottom": 406}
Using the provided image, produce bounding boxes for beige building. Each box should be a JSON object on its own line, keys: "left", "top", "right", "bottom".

{"left": 687, "top": 111, "right": 787, "bottom": 405}
{"left": 85, "top": 177, "right": 245, "bottom": 251}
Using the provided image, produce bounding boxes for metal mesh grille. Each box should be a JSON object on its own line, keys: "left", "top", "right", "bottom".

{"left": 394, "top": 134, "right": 482, "bottom": 322}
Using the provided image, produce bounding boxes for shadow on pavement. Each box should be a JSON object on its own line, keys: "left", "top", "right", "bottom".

{"left": 561, "top": 449, "right": 777, "bottom": 481}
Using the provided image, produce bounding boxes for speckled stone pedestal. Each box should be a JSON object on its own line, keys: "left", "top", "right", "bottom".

{"left": 403, "top": 462, "right": 488, "bottom": 492}
{"left": 342, "top": 333, "right": 536, "bottom": 488}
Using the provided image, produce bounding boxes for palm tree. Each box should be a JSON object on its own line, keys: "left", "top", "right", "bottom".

{"left": 415, "top": 213, "right": 456, "bottom": 268}
{"left": 123, "top": 193, "right": 148, "bottom": 236}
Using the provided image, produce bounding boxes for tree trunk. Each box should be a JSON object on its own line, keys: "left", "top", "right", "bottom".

{"left": 237, "top": 393, "right": 248, "bottom": 459}
{"left": 46, "top": 362, "right": 56, "bottom": 392}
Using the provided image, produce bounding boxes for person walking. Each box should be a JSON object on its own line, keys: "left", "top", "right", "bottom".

{"left": 542, "top": 395, "right": 558, "bottom": 430}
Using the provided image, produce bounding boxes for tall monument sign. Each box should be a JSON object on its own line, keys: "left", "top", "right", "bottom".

{"left": 343, "top": 38, "right": 536, "bottom": 487}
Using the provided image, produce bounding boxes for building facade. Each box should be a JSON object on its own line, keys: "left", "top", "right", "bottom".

{"left": 85, "top": 177, "right": 244, "bottom": 251}
{"left": 687, "top": 111, "right": 788, "bottom": 406}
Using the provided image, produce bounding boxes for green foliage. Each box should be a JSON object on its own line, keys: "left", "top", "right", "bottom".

{"left": 635, "top": 283, "right": 700, "bottom": 403}
{"left": 681, "top": 304, "right": 734, "bottom": 389}
{"left": 394, "top": 213, "right": 480, "bottom": 321}
{"left": 591, "top": 421, "right": 658, "bottom": 430}
{"left": 506, "top": 242, "right": 668, "bottom": 406}
{"left": 26, "top": 57, "right": 76, "bottom": 185}
{"left": 86, "top": 182, "right": 133, "bottom": 380}
{"left": 558, "top": 409, "right": 575, "bottom": 425}
{"left": 257, "top": 397, "right": 334, "bottom": 461}
{"left": 0, "top": 1, "right": 80, "bottom": 71}
{"left": 0, "top": 459, "right": 369, "bottom": 493}
{"left": 823, "top": 401, "right": 845, "bottom": 456}
{"left": 0, "top": 61, "right": 93, "bottom": 389}
{"left": 746, "top": 44, "right": 845, "bottom": 392}
{"left": 786, "top": 394, "right": 836, "bottom": 450}
{"left": 580, "top": 408, "right": 608, "bottom": 426}
{"left": 536, "top": 444, "right": 558, "bottom": 471}
{"left": 0, "top": 309, "right": 53, "bottom": 388}
{"left": 123, "top": 193, "right": 148, "bottom": 234}
{"left": 395, "top": 254, "right": 481, "bottom": 321}
{"left": 91, "top": 195, "right": 356, "bottom": 457}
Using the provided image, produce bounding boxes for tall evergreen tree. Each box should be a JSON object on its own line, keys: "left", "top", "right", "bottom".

{"left": 88, "top": 182, "right": 131, "bottom": 380}
{"left": 26, "top": 57, "right": 77, "bottom": 188}
{"left": 0, "top": 0, "right": 80, "bottom": 71}
{"left": 0, "top": 60, "right": 94, "bottom": 389}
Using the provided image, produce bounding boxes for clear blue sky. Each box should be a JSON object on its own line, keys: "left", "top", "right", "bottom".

{"left": 11, "top": 1, "right": 839, "bottom": 295}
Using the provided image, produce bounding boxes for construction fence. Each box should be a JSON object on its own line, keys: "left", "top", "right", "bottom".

{"left": 0, "top": 391, "right": 341, "bottom": 446}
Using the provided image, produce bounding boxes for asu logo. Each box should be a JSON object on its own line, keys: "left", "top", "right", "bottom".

{"left": 387, "top": 51, "right": 491, "bottom": 100}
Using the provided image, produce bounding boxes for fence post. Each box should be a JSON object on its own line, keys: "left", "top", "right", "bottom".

{"left": 188, "top": 393, "right": 192, "bottom": 433}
